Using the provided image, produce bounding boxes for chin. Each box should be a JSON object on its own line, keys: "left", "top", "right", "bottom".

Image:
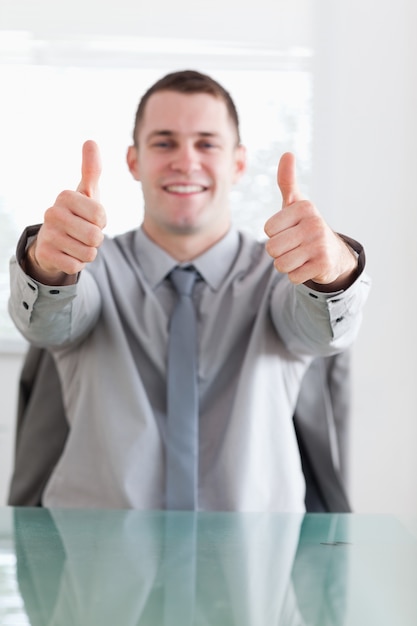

{"left": 169, "top": 221, "right": 201, "bottom": 236}
{"left": 167, "top": 210, "right": 205, "bottom": 233}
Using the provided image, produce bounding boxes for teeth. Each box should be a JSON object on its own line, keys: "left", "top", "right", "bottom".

{"left": 165, "top": 185, "right": 205, "bottom": 193}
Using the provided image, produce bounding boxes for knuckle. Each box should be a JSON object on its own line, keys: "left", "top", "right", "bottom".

{"left": 94, "top": 229, "right": 105, "bottom": 248}
{"left": 301, "top": 199, "right": 317, "bottom": 214}
{"left": 56, "top": 189, "right": 74, "bottom": 205}
{"left": 96, "top": 230, "right": 105, "bottom": 248}
{"left": 264, "top": 221, "right": 272, "bottom": 238}
{"left": 43, "top": 206, "right": 54, "bottom": 221}
{"left": 44, "top": 204, "right": 62, "bottom": 225}
{"left": 98, "top": 206, "right": 107, "bottom": 230}
{"left": 287, "top": 273, "right": 299, "bottom": 285}
{"left": 264, "top": 214, "right": 278, "bottom": 237}
{"left": 64, "top": 258, "right": 84, "bottom": 275}
{"left": 83, "top": 246, "right": 98, "bottom": 264}
{"left": 85, "top": 224, "right": 103, "bottom": 248}
{"left": 264, "top": 238, "right": 274, "bottom": 256}
{"left": 273, "top": 258, "right": 284, "bottom": 274}
{"left": 89, "top": 202, "right": 107, "bottom": 229}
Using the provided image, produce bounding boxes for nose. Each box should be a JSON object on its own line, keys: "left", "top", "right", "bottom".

{"left": 170, "top": 144, "right": 201, "bottom": 174}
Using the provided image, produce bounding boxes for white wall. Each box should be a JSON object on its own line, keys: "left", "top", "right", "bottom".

{"left": 1, "top": 0, "right": 416, "bottom": 513}
{"left": 312, "top": 0, "right": 417, "bottom": 514}
{"left": 0, "top": 0, "right": 312, "bottom": 47}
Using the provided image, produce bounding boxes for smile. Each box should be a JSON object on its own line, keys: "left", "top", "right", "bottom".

{"left": 163, "top": 184, "right": 207, "bottom": 194}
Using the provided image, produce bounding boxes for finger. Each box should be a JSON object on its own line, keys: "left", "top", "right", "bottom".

{"left": 277, "top": 152, "right": 304, "bottom": 208}
{"left": 76, "top": 140, "right": 102, "bottom": 199}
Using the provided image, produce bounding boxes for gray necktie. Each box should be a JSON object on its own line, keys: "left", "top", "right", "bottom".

{"left": 166, "top": 267, "right": 199, "bottom": 510}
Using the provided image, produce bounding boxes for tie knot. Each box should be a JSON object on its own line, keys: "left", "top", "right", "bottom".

{"left": 170, "top": 267, "right": 198, "bottom": 296}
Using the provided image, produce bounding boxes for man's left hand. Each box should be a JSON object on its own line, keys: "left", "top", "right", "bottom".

{"left": 264, "top": 152, "right": 357, "bottom": 291}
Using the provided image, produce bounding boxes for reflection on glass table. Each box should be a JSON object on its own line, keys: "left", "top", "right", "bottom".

{"left": 0, "top": 509, "right": 416, "bottom": 626}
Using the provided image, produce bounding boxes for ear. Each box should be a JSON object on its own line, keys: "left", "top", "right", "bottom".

{"left": 232, "top": 144, "right": 247, "bottom": 184}
{"left": 126, "top": 145, "right": 141, "bottom": 181}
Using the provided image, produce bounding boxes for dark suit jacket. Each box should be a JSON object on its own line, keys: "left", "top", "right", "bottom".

{"left": 8, "top": 346, "right": 351, "bottom": 512}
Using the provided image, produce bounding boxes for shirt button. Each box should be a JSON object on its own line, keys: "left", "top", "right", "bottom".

{"left": 22, "top": 301, "right": 29, "bottom": 310}
{"left": 49, "top": 289, "right": 60, "bottom": 295}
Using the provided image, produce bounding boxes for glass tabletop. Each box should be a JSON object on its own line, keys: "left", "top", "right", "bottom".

{"left": 0, "top": 508, "right": 416, "bottom": 625}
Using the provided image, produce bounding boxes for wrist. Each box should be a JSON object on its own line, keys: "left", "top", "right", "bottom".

{"left": 23, "top": 239, "right": 76, "bottom": 286}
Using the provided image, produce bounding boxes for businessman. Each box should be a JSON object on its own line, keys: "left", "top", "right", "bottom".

{"left": 9, "top": 69, "right": 370, "bottom": 511}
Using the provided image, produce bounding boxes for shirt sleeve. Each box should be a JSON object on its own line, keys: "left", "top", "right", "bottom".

{"left": 8, "top": 225, "right": 101, "bottom": 348}
{"left": 269, "top": 237, "right": 371, "bottom": 357}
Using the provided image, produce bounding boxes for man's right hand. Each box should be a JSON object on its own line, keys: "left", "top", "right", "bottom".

{"left": 26, "top": 140, "right": 107, "bottom": 285}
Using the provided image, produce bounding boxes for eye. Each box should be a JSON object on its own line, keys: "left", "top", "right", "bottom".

{"left": 151, "top": 139, "right": 175, "bottom": 149}
{"left": 198, "top": 140, "right": 218, "bottom": 150}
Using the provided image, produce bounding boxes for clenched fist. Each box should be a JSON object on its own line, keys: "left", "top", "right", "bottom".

{"left": 26, "top": 140, "right": 107, "bottom": 285}
{"left": 264, "top": 152, "right": 357, "bottom": 291}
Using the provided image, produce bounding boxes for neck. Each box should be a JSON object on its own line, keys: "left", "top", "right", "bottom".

{"left": 142, "top": 223, "right": 230, "bottom": 262}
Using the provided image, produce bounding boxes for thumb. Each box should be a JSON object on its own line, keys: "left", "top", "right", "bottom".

{"left": 277, "top": 152, "right": 304, "bottom": 208}
{"left": 76, "top": 140, "right": 102, "bottom": 199}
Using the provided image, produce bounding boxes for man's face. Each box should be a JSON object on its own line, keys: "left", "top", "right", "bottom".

{"left": 127, "top": 91, "right": 246, "bottom": 242}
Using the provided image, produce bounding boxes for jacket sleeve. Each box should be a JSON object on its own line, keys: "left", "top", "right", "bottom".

{"left": 8, "top": 346, "right": 69, "bottom": 506}
{"left": 270, "top": 236, "right": 371, "bottom": 357}
{"left": 8, "top": 225, "right": 101, "bottom": 348}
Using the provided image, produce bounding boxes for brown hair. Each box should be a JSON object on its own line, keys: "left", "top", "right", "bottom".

{"left": 132, "top": 69, "right": 241, "bottom": 146}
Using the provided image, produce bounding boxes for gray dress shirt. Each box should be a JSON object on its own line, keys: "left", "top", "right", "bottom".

{"left": 9, "top": 226, "right": 370, "bottom": 511}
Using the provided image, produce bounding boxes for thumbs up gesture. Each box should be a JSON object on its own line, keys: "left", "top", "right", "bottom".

{"left": 264, "top": 153, "right": 357, "bottom": 290}
{"left": 26, "top": 140, "right": 107, "bottom": 285}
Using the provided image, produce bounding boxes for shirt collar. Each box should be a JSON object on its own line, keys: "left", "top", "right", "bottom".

{"left": 192, "top": 228, "right": 240, "bottom": 290}
{"left": 134, "top": 227, "right": 240, "bottom": 291}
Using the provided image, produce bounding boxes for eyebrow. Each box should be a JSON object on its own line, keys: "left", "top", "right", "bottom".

{"left": 146, "top": 130, "right": 220, "bottom": 141}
